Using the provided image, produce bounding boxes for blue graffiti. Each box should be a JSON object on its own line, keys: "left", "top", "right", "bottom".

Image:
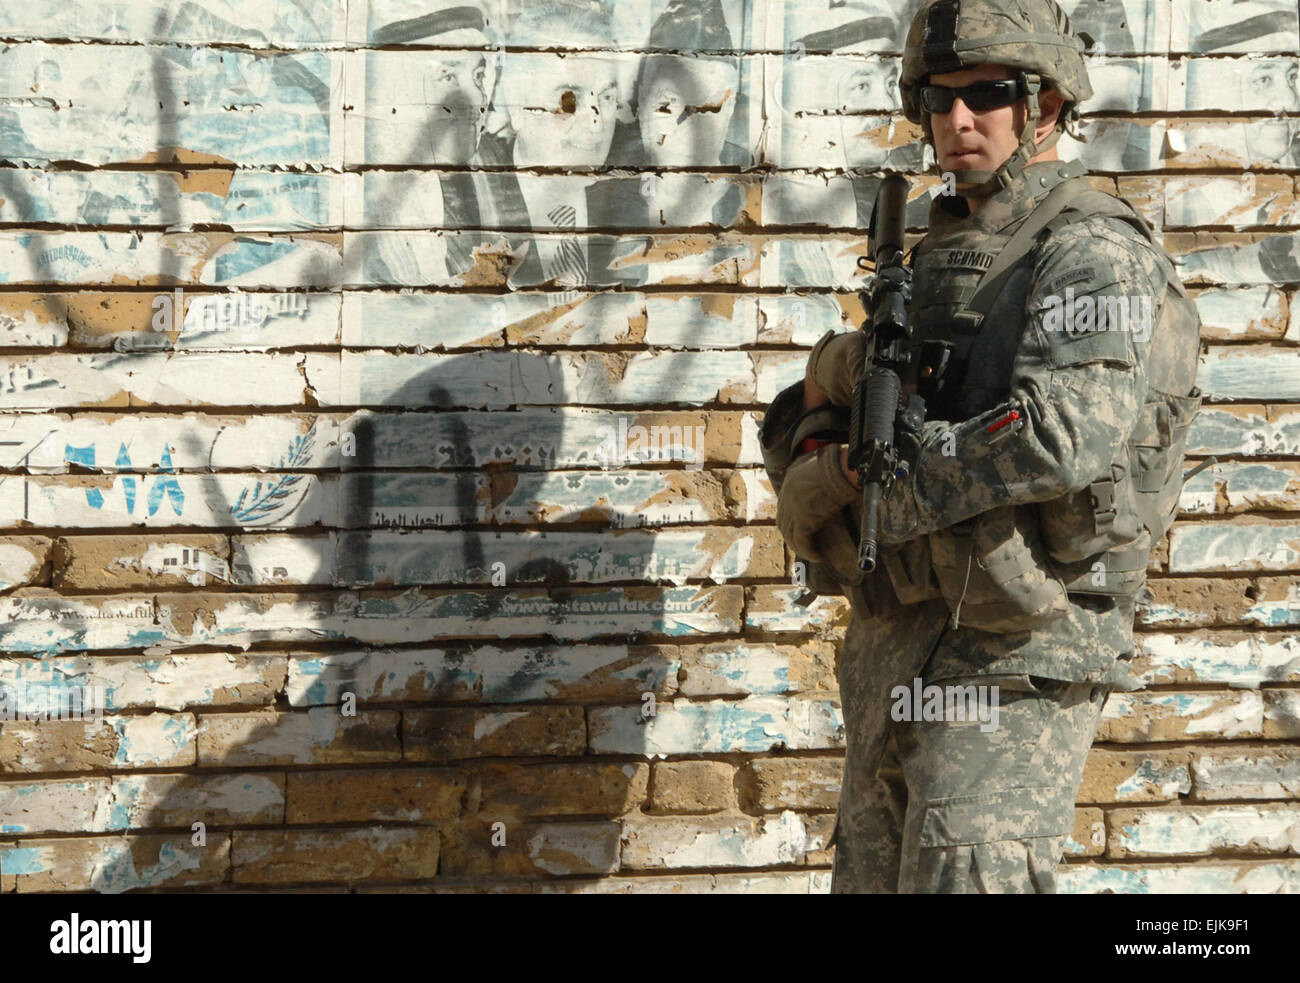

{"left": 147, "top": 448, "right": 184, "bottom": 518}
{"left": 116, "top": 443, "right": 136, "bottom": 513}
{"left": 62, "top": 443, "right": 184, "bottom": 517}
{"left": 64, "top": 444, "right": 103, "bottom": 508}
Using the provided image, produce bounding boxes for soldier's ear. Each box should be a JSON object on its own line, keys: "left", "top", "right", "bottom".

{"left": 1036, "top": 87, "right": 1065, "bottom": 136}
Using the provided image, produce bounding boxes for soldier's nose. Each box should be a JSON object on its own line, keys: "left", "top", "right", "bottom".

{"left": 947, "top": 96, "right": 976, "bottom": 128}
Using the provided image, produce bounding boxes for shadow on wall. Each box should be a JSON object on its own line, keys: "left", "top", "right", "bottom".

{"left": 88, "top": 0, "right": 749, "bottom": 891}
{"left": 108, "top": 353, "right": 681, "bottom": 891}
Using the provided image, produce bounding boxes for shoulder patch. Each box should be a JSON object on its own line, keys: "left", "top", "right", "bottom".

{"left": 1044, "top": 266, "right": 1097, "bottom": 295}
{"left": 1038, "top": 287, "right": 1143, "bottom": 367}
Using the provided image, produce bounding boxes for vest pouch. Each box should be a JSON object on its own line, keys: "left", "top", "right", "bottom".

{"left": 1038, "top": 459, "right": 1144, "bottom": 563}
{"left": 928, "top": 504, "right": 1070, "bottom": 633}
{"left": 1050, "top": 533, "right": 1151, "bottom": 598}
{"left": 1131, "top": 389, "right": 1203, "bottom": 528}
{"left": 1040, "top": 387, "right": 1203, "bottom": 595}
{"left": 843, "top": 495, "right": 943, "bottom": 604}
{"left": 883, "top": 536, "right": 944, "bottom": 604}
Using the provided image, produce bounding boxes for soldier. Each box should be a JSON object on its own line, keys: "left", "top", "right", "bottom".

{"left": 762, "top": 0, "right": 1203, "bottom": 892}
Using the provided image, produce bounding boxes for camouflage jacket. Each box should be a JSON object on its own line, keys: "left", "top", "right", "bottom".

{"left": 872, "top": 159, "right": 1176, "bottom": 685}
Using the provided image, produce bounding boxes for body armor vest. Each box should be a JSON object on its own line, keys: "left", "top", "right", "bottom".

{"left": 761, "top": 160, "right": 1203, "bottom": 630}
{"left": 902, "top": 161, "right": 1203, "bottom": 629}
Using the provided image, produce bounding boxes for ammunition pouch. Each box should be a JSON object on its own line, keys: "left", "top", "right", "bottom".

{"left": 928, "top": 504, "right": 1070, "bottom": 633}
{"left": 846, "top": 495, "right": 944, "bottom": 605}
{"left": 1040, "top": 459, "right": 1144, "bottom": 562}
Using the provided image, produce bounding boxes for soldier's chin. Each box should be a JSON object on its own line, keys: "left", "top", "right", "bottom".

{"left": 943, "top": 152, "right": 985, "bottom": 172}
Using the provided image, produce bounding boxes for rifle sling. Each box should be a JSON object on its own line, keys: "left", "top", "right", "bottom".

{"left": 964, "top": 170, "right": 1091, "bottom": 321}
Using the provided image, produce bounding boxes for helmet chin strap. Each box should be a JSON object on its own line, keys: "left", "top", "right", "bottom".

{"left": 933, "top": 72, "right": 1057, "bottom": 199}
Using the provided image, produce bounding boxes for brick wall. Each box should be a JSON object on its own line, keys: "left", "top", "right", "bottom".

{"left": 0, "top": 0, "right": 1297, "bottom": 894}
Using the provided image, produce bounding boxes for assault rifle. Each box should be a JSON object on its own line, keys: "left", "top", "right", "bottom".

{"left": 847, "top": 175, "right": 950, "bottom": 572}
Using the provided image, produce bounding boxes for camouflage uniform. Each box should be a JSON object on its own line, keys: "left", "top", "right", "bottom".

{"left": 767, "top": 0, "right": 1203, "bottom": 893}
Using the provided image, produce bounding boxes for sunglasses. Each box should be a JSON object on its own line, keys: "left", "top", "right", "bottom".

{"left": 919, "top": 79, "right": 1025, "bottom": 114}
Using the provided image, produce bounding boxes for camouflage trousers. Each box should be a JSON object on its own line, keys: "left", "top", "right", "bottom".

{"left": 829, "top": 597, "right": 1109, "bottom": 893}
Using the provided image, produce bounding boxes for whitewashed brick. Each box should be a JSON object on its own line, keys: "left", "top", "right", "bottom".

{"left": 1188, "top": 405, "right": 1300, "bottom": 457}
{"left": 1264, "top": 690, "right": 1300, "bottom": 738}
{"left": 1110, "top": 804, "right": 1300, "bottom": 857}
{"left": 151, "top": 586, "right": 744, "bottom": 650}
{"left": 342, "top": 408, "right": 745, "bottom": 470}
{"left": 1192, "top": 748, "right": 1300, "bottom": 800}
{"left": 1099, "top": 690, "right": 1265, "bottom": 742}
{"left": 2, "top": 473, "right": 331, "bottom": 530}
{"left": 0, "top": 172, "right": 342, "bottom": 231}
{"left": 0, "top": 833, "right": 230, "bottom": 893}
{"left": 285, "top": 644, "right": 678, "bottom": 706}
{"left": 0, "top": 413, "right": 338, "bottom": 471}
{"left": 0, "top": 2, "right": 347, "bottom": 45}
{"left": 0, "top": 232, "right": 342, "bottom": 287}
{"left": 621, "top": 811, "right": 807, "bottom": 870}
{"left": 1165, "top": 120, "right": 1300, "bottom": 171}
{"left": 1181, "top": 461, "right": 1300, "bottom": 514}
{"left": 526, "top": 823, "right": 621, "bottom": 876}
{"left": 1135, "top": 632, "right": 1300, "bottom": 686}
{"left": 1169, "top": 520, "right": 1300, "bottom": 573}
{"left": 0, "top": 538, "right": 50, "bottom": 591}
{"left": 589, "top": 695, "right": 842, "bottom": 756}
{"left": 1080, "top": 749, "right": 1192, "bottom": 804}
{"left": 0, "top": 43, "right": 342, "bottom": 167}
{"left": 1191, "top": 286, "right": 1289, "bottom": 340}
{"left": 1172, "top": 1, "right": 1298, "bottom": 54}
{"left": 323, "top": 350, "right": 756, "bottom": 408}
{"left": 0, "top": 712, "right": 196, "bottom": 773}
{"left": 1199, "top": 346, "right": 1300, "bottom": 400}
{"left": 0, "top": 653, "right": 285, "bottom": 712}
{"left": 745, "top": 586, "right": 852, "bottom": 633}
{"left": 0, "top": 353, "right": 318, "bottom": 409}
{"left": 1061, "top": 860, "right": 1300, "bottom": 894}
{"left": 540, "top": 871, "right": 829, "bottom": 894}
{"left": 0, "top": 772, "right": 284, "bottom": 833}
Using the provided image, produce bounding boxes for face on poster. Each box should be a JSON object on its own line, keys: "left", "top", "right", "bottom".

{"left": 637, "top": 54, "right": 740, "bottom": 167}
{"left": 502, "top": 52, "right": 621, "bottom": 168}
{"left": 422, "top": 49, "right": 491, "bottom": 163}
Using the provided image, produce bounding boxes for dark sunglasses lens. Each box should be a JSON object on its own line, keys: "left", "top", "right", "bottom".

{"left": 965, "top": 81, "right": 1019, "bottom": 111}
{"left": 920, "top": 85, "right": 953, "bottom": 113}
{"left": 921, "top": 81, "right": 1020, "bottom": 113}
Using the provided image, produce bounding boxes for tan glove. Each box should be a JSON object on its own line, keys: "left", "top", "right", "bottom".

{"left": 808, "top": 330, "right": 869, "bottom": 408}
{"left": 776, "top": 444, "right": 860, "bottom": 562}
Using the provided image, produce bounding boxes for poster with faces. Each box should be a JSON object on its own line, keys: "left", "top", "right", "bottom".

{"left": 763, "top": 1, "right": 924, "bottom": 173}
{"left": 1058, "top": 0, "right": 1169, "bottom": 55}
{"left": 1176, "top": 57, "right": 1300, "bottom": 114}
{"left": 350, "top": 1, "right": 500, "bottom": 167}
{"left": 1173, "top": 0, "right": 1300, "bottom": 54}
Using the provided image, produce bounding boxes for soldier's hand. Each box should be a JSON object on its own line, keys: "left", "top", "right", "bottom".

{"left": 807, "top": 330, "right": 869, "bottom": 408}
{"left": 878, "top": 420, "right": 949, "bottom": 544}
{"left": 776, "top": 444, "right": 860, "bottom": 561}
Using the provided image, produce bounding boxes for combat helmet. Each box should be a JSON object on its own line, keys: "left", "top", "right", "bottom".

{"left": 900, "top": 0, "right": 1094, "bottom": 195}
